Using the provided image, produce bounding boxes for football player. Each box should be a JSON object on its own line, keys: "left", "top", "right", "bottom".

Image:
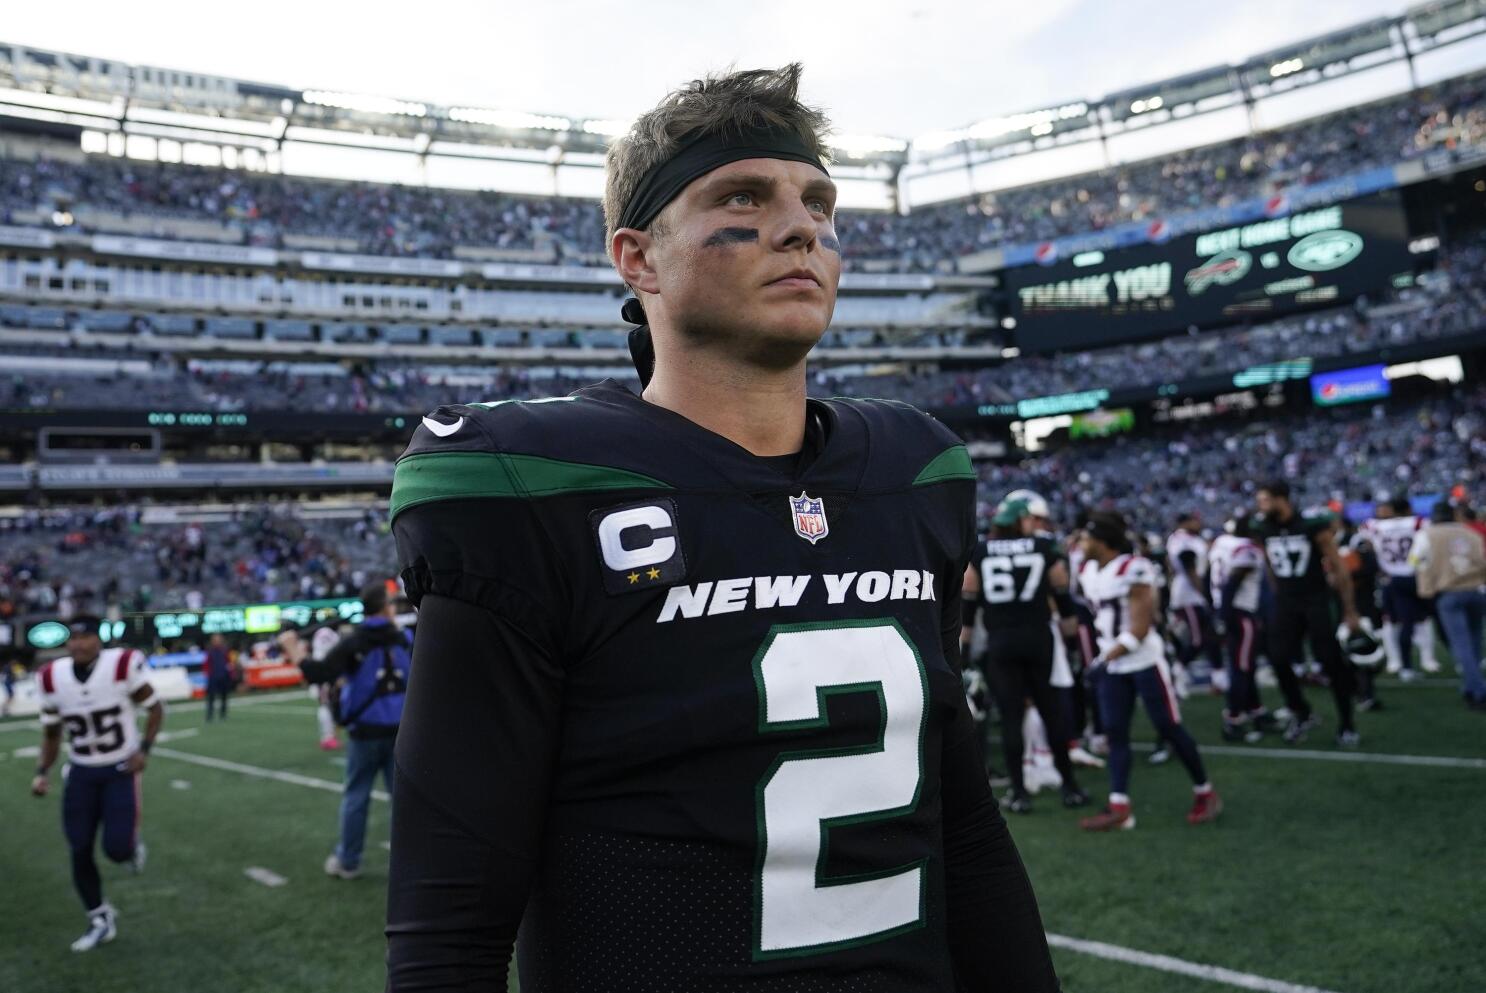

{"left": 1167, "top": 512, "right": 1222, "bottom": 677}
{"left": 1077, "top": 513, "right": 1221, "bottom": 831}
{"left": 386, "top": 66, "right": 1060, "bottom": 992}
{"left": 1209, "top": 517, "right": 1272, "bottom": 740}
{"left": 962, "top": 497, "right": 1088, "bottom": 813}
{"left": 1252, "top": 481, "right": 1362, "bottom": 746}
{"left": 30, "top": 617, "right": 163, "bottom": 951}
{"left": 995, "top": 492, "right": 1104, "bottom": 772}
{"left": 1359, "top": 496, "right": 1438, "bottom": 679}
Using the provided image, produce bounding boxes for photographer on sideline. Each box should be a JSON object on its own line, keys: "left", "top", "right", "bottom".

{"left": 319, "top": 582, "right": 413, "bottom": 880}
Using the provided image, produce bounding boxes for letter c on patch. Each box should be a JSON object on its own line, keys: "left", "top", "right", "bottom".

{"left": 597, "top": 505, "right": 676, "bottom": 571}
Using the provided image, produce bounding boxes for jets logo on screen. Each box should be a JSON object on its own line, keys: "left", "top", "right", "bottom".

{"left": 1288, "top": 230, "right": 1363, "bottom": 272}
{"left": 590, "top": 499, "right": 687, "bottom": 595}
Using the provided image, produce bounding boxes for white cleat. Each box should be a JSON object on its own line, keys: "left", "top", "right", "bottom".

{"left": 1421, "top": 658, "right": 1441, "bottom": 674}
{"left": 1068, "top": 745, "right": 1107, "bottom": 769}
{"left": 71, "top": 905, "right": 117, "bottom": 952}
{"left": 129, "top": 840, "right": 147, "bottom": 875}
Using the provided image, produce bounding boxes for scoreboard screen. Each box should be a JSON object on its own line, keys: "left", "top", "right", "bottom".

{"left": 1005, "top": 190, "right": 1414, "bottom": 353}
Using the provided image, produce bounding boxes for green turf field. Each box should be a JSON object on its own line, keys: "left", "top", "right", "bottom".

{"left": 1, "top": 681, "right": 1481, "bottom": 993}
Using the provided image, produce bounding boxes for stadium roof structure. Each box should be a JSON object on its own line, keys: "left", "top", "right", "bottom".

{"left": 0, "top": 0, "right": 1483, "bottom": 206}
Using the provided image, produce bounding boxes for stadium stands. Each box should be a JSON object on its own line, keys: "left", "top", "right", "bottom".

{"left": 0, "top": 504, "right": 388, "bottom": 615}
{"left": 973, "top": 384, "right": 1486, "bottom": 530}
{"left": 4, "top": 227, "right": 1479, "bottom": 414}
{"left": 2, "top": 70, "right": 1483, "bottom": 271}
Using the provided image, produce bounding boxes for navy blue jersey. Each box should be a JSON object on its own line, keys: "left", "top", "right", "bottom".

{"left": 387, "top": 380, "right": 1057, "bottom": 992}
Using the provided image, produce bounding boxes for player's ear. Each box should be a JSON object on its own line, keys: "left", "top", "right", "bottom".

{"left": 612, "top": 228, "right": 661, "bottom": 296}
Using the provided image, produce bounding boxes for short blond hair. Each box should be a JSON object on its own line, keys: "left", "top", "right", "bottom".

{"left": 602, "top": 64, "right": 831, "bottom": 254}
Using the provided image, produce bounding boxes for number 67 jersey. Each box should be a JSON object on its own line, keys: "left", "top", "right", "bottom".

{"left": 388, "top": 381, "right": 1035, "bottom": 992}
{"left": 39, "top": 648, "right": 152, "bottom": 767}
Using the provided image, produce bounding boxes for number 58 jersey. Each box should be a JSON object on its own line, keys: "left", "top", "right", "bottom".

{"left": 391, "top": 380, "right": 995, "bottom": 991}
{"left": 39, "top": 648, "right": 152, "bottom": 767}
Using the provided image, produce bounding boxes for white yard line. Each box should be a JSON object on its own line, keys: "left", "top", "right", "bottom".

{"left": 1132, "top": 741, "right": 1486, "bottom": 770}
{"left": 1047, "top": 933, "right": 1348, "bottom": 993}
{"left": 244, "top": 866, "right": 288, "bottom": 888}
{"left": 151, "top": 747, "right": 388, "bottom": 802}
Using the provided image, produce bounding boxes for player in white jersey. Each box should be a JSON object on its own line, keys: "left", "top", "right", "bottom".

{"left": 1358, "top": 497, "right": 1438, "bottom": 678}
{"left": 1210, "top": 519, "right": 1275, "bottom": 741}
{"left": 310, "top": 624, "right": 344, "bottom": 750}
{"left": 30, "top": 616, "right": 164, "bottom": 952}
{"left": 1167, "top": 512, "right": 1223, "bottom": 679}
{"left": 1077, "top": 512, "right": 1220, "bottom": 831}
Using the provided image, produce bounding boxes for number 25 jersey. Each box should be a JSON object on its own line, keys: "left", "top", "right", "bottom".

{"left": 38, "top": 648, "right": 152, "bottom": 767}
{"left": 389, "top": 380, "right": 1037, "bottom": 992}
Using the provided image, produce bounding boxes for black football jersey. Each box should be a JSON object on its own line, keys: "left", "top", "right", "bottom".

{"left": 970, "top": 534, "right": 1063, "bottom": 628}
{"left": 1250, "top": 511, "right": 1334, "bottom": 598}
{"left": 390, "top": 380, "right": 998, "bottom": 992}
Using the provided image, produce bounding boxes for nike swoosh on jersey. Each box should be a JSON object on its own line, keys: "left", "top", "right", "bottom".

{"left": 422, "top": 415, "right": 466, "bottom": 438}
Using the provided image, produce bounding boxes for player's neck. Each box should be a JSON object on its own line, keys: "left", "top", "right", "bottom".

{"left": 643, "top": 352, "right": 807, "bottom": 458}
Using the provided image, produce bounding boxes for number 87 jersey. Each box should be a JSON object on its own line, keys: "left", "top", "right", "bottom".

{"left": 1250, "top": 511, "right": 1334, "bottom": 598}
{"left": 38, "top": 648, "right": 153, "bottom": 767}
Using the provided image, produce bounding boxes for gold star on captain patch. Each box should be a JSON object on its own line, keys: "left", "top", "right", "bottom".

{"left": 646, "top": 567, "right": 662, "bottom": 580}
{"left": 627, "top": 572, "right": 640, "bottom": 584}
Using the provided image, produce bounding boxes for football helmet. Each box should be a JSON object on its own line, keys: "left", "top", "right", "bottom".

{"left": 1338, "top": 618, "right": 1385, "bottom": 670}
{"left": 1004, "top": 489, "right": 1051, "bottom": 521}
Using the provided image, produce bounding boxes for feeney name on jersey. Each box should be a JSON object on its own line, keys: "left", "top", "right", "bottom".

{"left": 384, "top": 380, "right": 1060, "bottom": 992}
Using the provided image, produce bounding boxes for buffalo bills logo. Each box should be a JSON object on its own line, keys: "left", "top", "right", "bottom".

{"left": 790, "top": 492, "right": 829, "bottom": 544}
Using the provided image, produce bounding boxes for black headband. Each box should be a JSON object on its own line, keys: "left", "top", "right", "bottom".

{"left": 617, "top": 123, "right": 828, "bottom": 234}
{"left": 617, "top": 124, "right": 828, "bottom": 388}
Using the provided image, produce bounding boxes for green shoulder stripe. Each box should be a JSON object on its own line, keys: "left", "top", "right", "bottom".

{"left": 912, "top": 445, "right": 975, "bottom": 486}
{"left": 391, "top": 451, "right": 671, "bottom": 517}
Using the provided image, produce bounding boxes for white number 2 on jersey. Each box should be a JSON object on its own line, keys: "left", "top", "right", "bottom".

{"left": 753, "top": 621, "right": 927, "bottom": 958}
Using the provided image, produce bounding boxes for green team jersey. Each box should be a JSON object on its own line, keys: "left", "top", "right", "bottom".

{"left": 1250, "top": 510, "right": 1334, "bottom": 599}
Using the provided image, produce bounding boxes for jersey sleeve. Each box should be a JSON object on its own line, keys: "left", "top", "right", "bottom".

{"left": 387, "top": 407, "right": 577, "bottom": 989}
{"left": 938, "top": 535, "right": 1060, "bottom": 990}
{"left": 37, "top": 665, "right": 60, "bottom": 726}
{"left": 1232, "top": 543, "right": 1264, "bottom": 569}
{"left": 125, "top": 650, "right": 155, "bottom": 696}
{"left": 391, "top": 407, "right": 574, "bottom": 648}
{"left": 1122, "top": 556, "right": 1158, "bottom": 590}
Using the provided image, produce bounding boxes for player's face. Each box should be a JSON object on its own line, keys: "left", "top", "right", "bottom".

{"left": 643, "top": 158, "right": 840, "bottom": 366}
{"left": 67, "top": 632, "right": 102, "bottom": 665}
{"left": 1256, "top": 491, "right": 1275, "bottom": 518}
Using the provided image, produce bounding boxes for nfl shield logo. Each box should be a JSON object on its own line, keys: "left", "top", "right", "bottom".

{"left": 790, "top": 492, "right": 829, "bottom": 544}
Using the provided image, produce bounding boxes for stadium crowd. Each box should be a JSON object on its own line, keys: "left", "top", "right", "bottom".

{"left": 1, "top": 383, "right": 1480, "bottom": 618}
{"left": 0, "top": 505, "right": 387, "bottom": 617}
{"left": 0, "top": 71, "right": 1481, "bottom": 270}
{"left": 8, "top": 227, "right": 1482, "bottom": 415}
{"left": 974, "top": 384, "right": 1486, "bottom": 529}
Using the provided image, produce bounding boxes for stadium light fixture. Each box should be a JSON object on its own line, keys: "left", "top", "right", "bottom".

{"left": 302, "top": 89, "right": 428, "bottom": 118}
{"left": 449, "top": 107, "right": 572, "bottom": 131}
{"left": 912, "top": 128, "right": 968, "bottom": 153}
{"left": 1269, "top": 58, "right": 1305, "bottom": 78}
{"left": 831, "top": 133, "right": 910, "bottom": 156}
{"left": 581, "top": 118, "right": 635, "bottom": 137}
